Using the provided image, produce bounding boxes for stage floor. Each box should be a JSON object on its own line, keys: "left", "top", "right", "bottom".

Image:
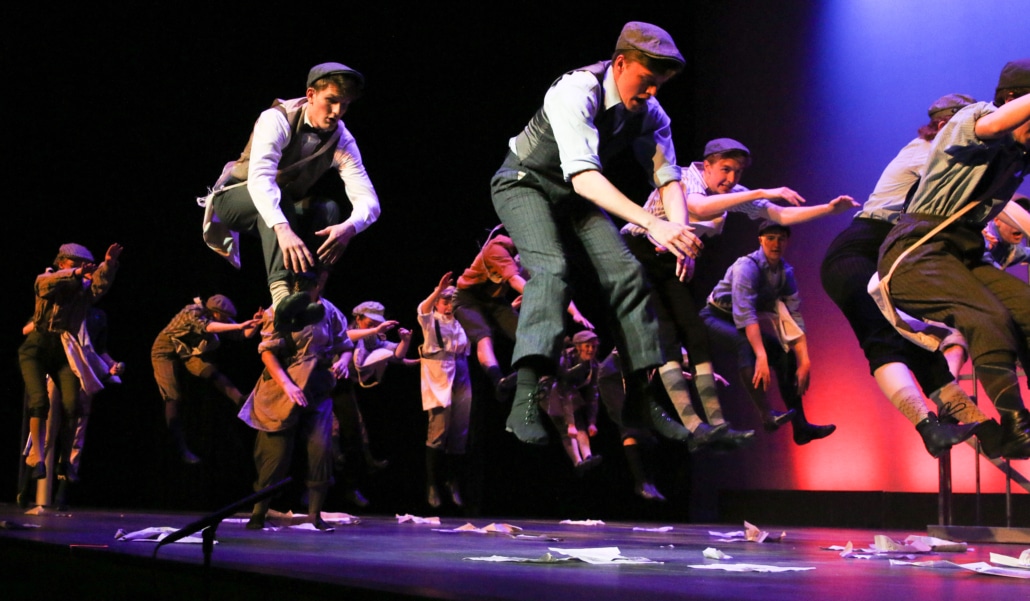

{"left": 1, "top": 503, "right": 1027, "bottom": 600}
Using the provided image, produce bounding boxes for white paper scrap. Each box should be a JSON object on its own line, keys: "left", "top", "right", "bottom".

{"left": 114, "top": 527, "right": 208, "bottom": 544}
{"left": 396, "top": 514, "right": 441, "bottom": 525}
{"left": 464, "top": 553, "right": 572, "bottom": 563}
{"left": 688, "top": 563, "right": 814, "bottom": 573}
{"left": 549, "top": 547, "right": 661, "bottom": 565}
{"left": 990, "top": 552, "right": 1030, "bottom": 569}
{"left": 703, "top": 547, "right": 731, "bottom": 560}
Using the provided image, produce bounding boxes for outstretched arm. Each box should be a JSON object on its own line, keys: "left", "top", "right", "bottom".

{"left": 762, "top": 195, "right": 858, "bottom": 225}
{"left": 419, "top": 272, "right": 453, "bottom": 315}
{"left": 689, "top": 186, "right": 806, "bottom": 220}
{"left": 975, "top": 94, "right": 1030, "bottom": 139}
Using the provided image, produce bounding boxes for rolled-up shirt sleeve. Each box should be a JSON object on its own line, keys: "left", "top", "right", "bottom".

{"left": 730, "top": 259, "right": 762, "bottom": 330}
{"left": 543, "top": 70, "right": 605, "bottom": 180}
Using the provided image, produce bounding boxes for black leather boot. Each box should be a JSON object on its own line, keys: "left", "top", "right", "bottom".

{"left": 784, "top": 393, "right": 835, "bottom": 445}
{"left": 974, "top": 419, "right": 1005, "bottom": 459}
{"left": 622, "top": 371, "right": 690, "bottom": 442}
{"left": 997, "top": 408, "right": 1030, "bottom": 459}
{"left": 687, "top": 422, "right": 728, "bottom": 452}
{"left": 915, "top": 412, "right": 981, "bottom": 458}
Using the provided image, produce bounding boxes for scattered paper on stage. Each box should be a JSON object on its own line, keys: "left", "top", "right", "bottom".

{"left": 464, "top": 553, "right": 572, "bottom": 563}
{"left": 291, "top": 522, "right": 334, "bottom": 532}
{"left": 689, "top": 563, "right": 814, "bottom": 573}
{"left": 548, "top": 547, "right": 661, "bottom": 564}
{"left": 463, "top": 547, "right": 658, "bottom": 565}
{"left": 396, "top": 514, "right": 441, "bottom": 525}
{"left": 710, "top": 522, "right": 784, "bottom": 543}
{"left": 873, "top": 534, "right": 931, "bottom": 553}
{"left": 989, "top": 551, "right": 1030, "bottom": 569}
{"left": 560, "top": 519, "right": 605, "bottom": 526}
{"left": 703, "top": 547, "right": 732, "bottom": 560}
{"left": 434, "top": 522, "right": 522, "bottom": 534}
{"left": 745, "top": 521, "right": 785, "bottom": 543}
{"left": 892, "top": 559, "right": 1030, "bottom": 579}
{"left": 710, "top": 529, "right": 746, "bottom": 541}
{"left": 634, "top": 526, "right": 673, "bottom": 532}
{"left": 114, "top": 527, "right": 207, "bottom": 544}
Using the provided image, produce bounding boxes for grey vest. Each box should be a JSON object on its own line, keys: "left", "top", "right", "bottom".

{"left": 511, "top": 61, "right": 645, "bottom": 190}
{"left": 228, "top": 99, "right": 343, "bottom": 201}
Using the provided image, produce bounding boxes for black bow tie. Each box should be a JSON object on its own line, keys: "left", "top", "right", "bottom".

{"left": 300, "top": 123, "right": 332, "bottom": 141}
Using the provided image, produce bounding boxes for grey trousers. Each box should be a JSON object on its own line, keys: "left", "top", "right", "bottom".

{"left": 490, "top": 153, "right": 662, "bottom": 373}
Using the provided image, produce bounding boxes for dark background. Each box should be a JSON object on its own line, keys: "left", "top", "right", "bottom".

{"left": 4, "top": 3, "right": 1027, "bottom": 521}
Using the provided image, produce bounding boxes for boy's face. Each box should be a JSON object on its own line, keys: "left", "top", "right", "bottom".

{"left": 58, "top": 257, "right": 86, "bottom": 270}
{"left": 613, "top": 55, "right": 672, "bottom": 113}
{"left": 575, "top": 341, "right": 599, "bottom": 361}
{"left": 702, "top": 158, "right": 746, "bottom": 194}
{"left": 434, "top": 296, "right": 454, "bottom": 317}
{"left": 759, "top": 232, "right": 789, "bottom": 263}
{"left": 995, "top": 217, "right": 1024, "bottom": 245}
{"left": 305, "top": 83, "right": 351, "bottom": 131}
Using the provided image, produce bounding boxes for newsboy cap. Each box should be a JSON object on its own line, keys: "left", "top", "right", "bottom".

{"left": 56, "top": 243, "right": 94, "bottom": 263}
{"left": 352, "top": 301, "right": 386, "bottom": 322}
{"left": 205, "top": 294, "right": 237, "bottom": 319}
{"left": 927, "top": 93, "right": 975, "bottom": 119}
{"left": 703, "top": 138, "right": 751, "bottom": 159}
{"left": 996, "top": 58, "right": 1030, "bottom": 96}
{"left": 614, "top": 22, "right": 684, "bottom": 66}
{"left": 307, "top": 62, "right": 365, "bottom": 88}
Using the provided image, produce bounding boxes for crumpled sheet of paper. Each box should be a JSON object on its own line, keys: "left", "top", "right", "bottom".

{"left": 560, "top": 519, "right": 605, "bottom": 526}
{"left": 396, "top": 514, "right": 441, "bottom": 525}
{"left": 114, "top": 527, "right": 207, "bottom": 544}
{"left": 689, "top": 563, "right": 814, "bottom": 573}
{"left": 550, "top": 547, "right": 661, "bottom": 564}
{"left": 464, "top": 553, "right": 572, "bottom": 564}
{"left": 831, "top": 540, "right": 921, "bottom": 560}
{"left": 873, "top": 534, "right": 933, "bottom": 553}
{"left": 989, "top": 550, "right": 1030, "bottom": 569}
{"left": 633, "top": 526, "right": 673, "bottom": 532}
{"left": 891, "top": 559, "right": 1030, "bottom": 579}
{"left": 434, "top": 522, "right": 522, "bottom": 534}
{"left": 703, "top": 547, "right": 732, "bottom": 560}
{"left": 465, "top": 547, "right": 659, "bottom": 564}
{"left": 710, "top": 521, "right": 785, "bottom": 543}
